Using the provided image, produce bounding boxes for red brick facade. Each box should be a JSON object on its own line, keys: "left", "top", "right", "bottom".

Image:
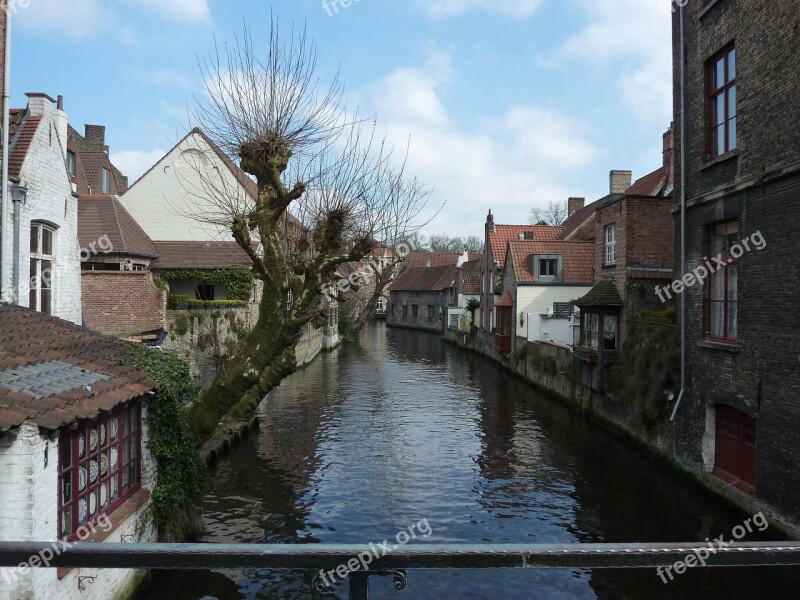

{"left": 81, "top": 271, "right": 167, "bottom": 336}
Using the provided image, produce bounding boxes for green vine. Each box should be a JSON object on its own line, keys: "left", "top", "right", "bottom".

{"left": 128, "top": 345, "right": 205, "bottom": 540}
{"left": 161, "top": 269, "right": 254, "bottom": 302}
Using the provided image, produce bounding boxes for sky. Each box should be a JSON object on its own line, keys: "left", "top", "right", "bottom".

{"left": 9, "top": 0, "right": 675, "bottom": 237}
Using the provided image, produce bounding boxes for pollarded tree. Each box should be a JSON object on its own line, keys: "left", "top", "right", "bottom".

{"left": 184, "top": 22, "right": 430, "bottom": 443}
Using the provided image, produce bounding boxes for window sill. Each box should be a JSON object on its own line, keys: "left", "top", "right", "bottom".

{"left": 700, "top": 149, "right": 739, "bottom": 171}
{"left": 57, "top": 488, "right": 151, "bottom": 579}
{"left": 602, "top": 263, "right": 617, "bottom": 269}
{"left": 698, "top": 0, "right": 723, "bottom": 20}
{"left": 697, "top": 339, "right": 740, "bottom": 352}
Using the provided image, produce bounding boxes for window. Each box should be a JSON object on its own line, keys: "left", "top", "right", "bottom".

{"left": 708, "top": 221, "right": 738, "bottom": 342}
{"left": 66, "top": 151, "right": 76, "bottom": 176}
{"left": 58, "top": 402, "right": 141, "bottom": 541}
{"left": 411, "top": 304, "right": 419, "bottom": 318}
{"left": 375, "top": 300, "right": 385, "bottom": 313}
{"left": 553, "top": 302, "right": 573, "bottom": 318}
{"left": 131, "top": 264, "right": 147, "bottom": 272}
{"left": 81, "top": 262, "right": 121, "bottom": 271}
{"left": 402, "top": 305, "right": 408, "bottom": 321}
{"left": 30, "top": 223, "right": 55, "bottom": 314}
{"left": 603, "top": 314, "right": 618, "bottom": 351}
{"left": 428, "top": 305, "right": 435, "bottom": 321}
{"left": 196, "top": 284, "right": 215, "bottom": 301}
{"left": 540, "top": 258, "right": 557, "bottom": 277}
{"left": 605, "top": 224, "right": 617, "bottom": 265}
{"left": 579, "top": 311, "right": 618, "bottom": 352}
{"left": 532, "top": 255, "right": 563, "bottom": 282}
{"left": 709, "top": 45, "right": 737, "bottom": 158}
{"left": 101, "top": 168, "right": 111, "bottom": 194}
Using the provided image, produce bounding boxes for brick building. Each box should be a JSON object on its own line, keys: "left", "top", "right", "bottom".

{"left": 671, "top": 0, "right": 800, "bottom": 521}
{"left": 388, "top": 264, "right": 456, "bottom": 333}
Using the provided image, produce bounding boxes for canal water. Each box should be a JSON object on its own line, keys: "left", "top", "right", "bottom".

{"left": 139, "top": 324, "right": 800, "bottom": 599}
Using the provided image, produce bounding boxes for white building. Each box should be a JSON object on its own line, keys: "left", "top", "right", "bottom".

{"left": 0, "top": 304, "right": 158, "bottom": 600}
{"left": 1, "top": 93, "right": 80, "bottom": 324}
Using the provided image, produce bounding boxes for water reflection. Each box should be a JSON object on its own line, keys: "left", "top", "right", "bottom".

{"left": 139, "top": 324, "right": 800, "bottom": 599}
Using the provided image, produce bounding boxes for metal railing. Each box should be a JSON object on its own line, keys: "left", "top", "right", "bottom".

{"left": 3, "top": 542, "right": 800, "bottom": 599}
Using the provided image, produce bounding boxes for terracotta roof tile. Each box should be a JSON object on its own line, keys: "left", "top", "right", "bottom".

{"left": 495, "top": 291, "right": 513, "bottom": 307}
{"left": 462, "top": 273, "right": 481, "bottom": 295}
{"left": 557, "top": 199, "right": 603, "bottom": 240}
{"left": 8, "top": 114, "right": 41, "bottom": 181}
{"left": 150, "top": 241, "right": 252, "bottom": 270}
{"left": 508, "top": 240, "right": 595, "bottom": 285}
{"left": 488, "top": 225, "right": 564, "bottom": 265}
{"left": 391, "top": 265, "right": 456, "bottom": 291}
{"left": 78, "top": 195, "right": 158, "bottom": 258}
{"left": 626, "top": 166, "right": 668, "bottom": 197}
{"left": 0, "top": 305, "right": 157, "bottom": 433}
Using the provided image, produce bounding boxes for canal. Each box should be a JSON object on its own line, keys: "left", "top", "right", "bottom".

{"left": 139, "top": 324, "right": 800, "bottom": 599}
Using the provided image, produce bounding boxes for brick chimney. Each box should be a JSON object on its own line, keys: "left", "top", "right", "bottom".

{"left": 84, "top": 124, "right": 108, "bottom": 152}
{"left": 568, "top": 197, "right": 585, "bottom": 217}
{"left": 663, "top": 125, "right": 675, "bottom": 189}
{"left": 610, "top": 170, "right": 632, "bottom": 194}
{"left": 485, "top": 209, "right": 495, "bottom": 233}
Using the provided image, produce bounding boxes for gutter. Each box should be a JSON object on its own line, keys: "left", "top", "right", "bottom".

{"left": 1, "top": 11, "right": 11, "bottom": 304}
{"left": 671, "top": 3, "right": 687, "bottom": 422}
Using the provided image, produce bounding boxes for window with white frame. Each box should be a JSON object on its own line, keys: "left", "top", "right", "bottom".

{"left": 605, "top": 224, "right": 617, "bottom": 265}
{"left": 101, "top": 168, "right": 111, "bottom": 194}
{"left": 30, "top": 222, "right": 55, "bottom": 314}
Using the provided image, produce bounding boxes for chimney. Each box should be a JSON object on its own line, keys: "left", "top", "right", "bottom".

{"left": 663, "top": 124, "right": 675, "bottom": 189}
{"left": 485, "top": 209, "right": 495, "bottom": 233}
{"left": 568, "top": 197, "right": 585, "bottom": 217}
{"left": 84, "top": 124, "right": 107, "bottom": 152}
{"left": 610, "top": 170, "right": 632, "bottom": 194}
{"left": 457, "top": 249, "right": 469, "bottom": 268}
{"left": 25, "top": 92, "right": 56, "bottom": 117}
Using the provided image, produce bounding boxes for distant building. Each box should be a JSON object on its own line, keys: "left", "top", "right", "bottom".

{"left": 388, "top": 264, "right": 456, "bottom": 333}
{"left": 671, "top": 0, "right": 800, "bottom": 520}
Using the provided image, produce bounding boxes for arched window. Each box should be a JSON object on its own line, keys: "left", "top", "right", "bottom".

{"left": 30, "top": 222, "right": 56, "bottom": 314}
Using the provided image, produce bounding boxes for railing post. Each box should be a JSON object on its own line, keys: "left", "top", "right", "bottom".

{"left": 349, "top": 571, "right": 369, "bottom": 600}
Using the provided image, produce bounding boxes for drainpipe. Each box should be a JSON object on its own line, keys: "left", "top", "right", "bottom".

{"left": 671, "top": 3, "right": 687, "bottom": 422}
{"left": 11, "top": 183, "right": 26, "bottom": 305}
{"left": 1, "top": 10, "right": 11, "bottom": 304}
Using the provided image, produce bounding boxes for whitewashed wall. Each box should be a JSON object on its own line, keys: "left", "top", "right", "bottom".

{"left": 515, "top": 286, "right": 591, "bottom": 340}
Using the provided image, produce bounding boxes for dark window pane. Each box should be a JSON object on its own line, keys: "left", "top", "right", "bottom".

{"left": 729, "top": 116, "right": 737, "bottom": 149}
{"left": 728, "top": 48, "right": 736, "bottom": 80}
{"left": 30, "top": 226, "right": 38, "bottom": 253}
{"left": 61, "top": 439, "right": 72, "bottom": 468}
{"left": 716, "top": 94, "right": 726, "bottom": 126}
{"left": 41, "top": 289, "right": 51, "bottom": 315}
{"left": 715, "top": 58, "right": 725, "bottom": 89}
{"left": 41, "top": 228, "right": 52, "bottom": 256}
{"left": 716, "top": 124, "right": 725, "bottom": 155}
{"left": 728, "top": 86, "right": 737, "bottom": 118}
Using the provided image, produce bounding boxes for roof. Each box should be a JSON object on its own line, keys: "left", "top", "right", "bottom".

{"left": 8, "top": 112, "right": 42, "bottom": 182}
{"left": 391, "top": 264, "right": 456, "bottom": 292}
{"left": 462, "top": 273, "right": 481, "bottom": 295}
{"left": 508, "top": 240, "right": 595, "bottom": 284}
{"left": 495, "top": 291, "right": 513, "bottom": 307}
{"left": 573, "top": 279, "right": 624, "bottom": 307}
{"left": 557, "top": 198, "right": 602, "bottom": 241}
{"left": 68, "top": 125, "right": 129, "bottom": 195}
{"left": 150, "top": 241, "right": 252, "bottom": 270}
{"left": 404, "top": 252, "right": 480, "bottom": 269}
{"left": 626, "top": 166, "right": 668, "bottom": 197}
{"left": 78, "top": 195, "right": 158, "bottom": 258}
{"left": 126, "top": 128, "right": 259, "bottom": 200}
{"left": 0, "top": 305, "right": 157, "bottom": 433}
{"left": 488, "top": 225, "right": 564, "bottom": 264}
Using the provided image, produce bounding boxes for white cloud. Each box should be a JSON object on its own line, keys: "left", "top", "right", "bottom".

{"left": 130, "top": 0, "right": 211, "bottom": 25}
{"left": 414, "top": 0, "right": 543, "bottom": 19}
{"left": 14, "top": 0, "right": 117, "bottom": 40}
{"left": 111, "top": 150, "right": 168, "bottom": 185}
{"left": 358, "top": 50, "right": 600, "bottom": 234}
{"left": 542, "top": 0, "right": 672, "bottom": 126}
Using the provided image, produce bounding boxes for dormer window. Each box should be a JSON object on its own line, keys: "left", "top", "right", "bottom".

{"left": 101, "top": 168, "right": 110, "bottom": 194}
{"left": 66, "top": 151, "right": 76, "bottom": 176}
{"left": 532, "top": 254, "right": 563, "bottom": 283}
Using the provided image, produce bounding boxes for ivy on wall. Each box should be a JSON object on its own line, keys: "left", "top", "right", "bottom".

{"left": 129, "top": 345, "right": 205, "bottom": 540}
{"left": 160, "top": 269, "right": 255, "bottom": 302}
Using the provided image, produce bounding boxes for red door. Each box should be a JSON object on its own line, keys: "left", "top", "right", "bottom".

{"left": 713, "top": 405, "right": 756, "bottom": 494}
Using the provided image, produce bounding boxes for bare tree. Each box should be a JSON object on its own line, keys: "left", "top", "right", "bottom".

{"left": 463, "top": 235, "right": 484, "bottom": 253}
{"left": 529, "top": 199, "right": 569, "bottom": 226}
{"left": 185, "top": 21, "right": 430, "bottom": 442}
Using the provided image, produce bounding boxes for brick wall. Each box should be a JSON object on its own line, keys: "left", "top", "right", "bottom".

{"left": 673, "top": 0, "right": 800, "bottom": 526}
{"left": 387, "top": 290, "right": 447, "bottom": 332}
{"left": 82, "top": 271, "right": 166, "bottom": 335}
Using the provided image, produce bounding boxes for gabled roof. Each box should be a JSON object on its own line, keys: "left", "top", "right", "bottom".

{"left": 126, "top": 127, "right": 259, "bottom": 200}
{"left": 626, "top": 166, "right": 668, "bottom": 197}
{"left": 391, "top": 264, "right": 456, "bottom": 292}
{"left": 78, "top": 195, "right": 158, "bottom": 258}
{"left": 573, "top": 279, "right": 624, "bottom": 307}
{"left": 150, "top": 241, "right": 252, "bottom": 270}
{"left": 495, "top": 291, "right": 513, "bottom": 307}
{"left": 557, "top": 199, "right": 602, "bottom": 241}
{"left": 68, "top": 125, "right": 128, "bottom": 195}
{"left": 7, "top": 111, "right": 42, "bottom": 182}
{"left": 488, "top": 224, "right": 564, "bottom": 264}
{"left": 0, "top": 305, "right": 157, "bottom": 433}
{"left": 508, "top": 240, "right": 595, "bottom": 285}
{"left": 462, "top": 273, "right": 481, "bottom": 295}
